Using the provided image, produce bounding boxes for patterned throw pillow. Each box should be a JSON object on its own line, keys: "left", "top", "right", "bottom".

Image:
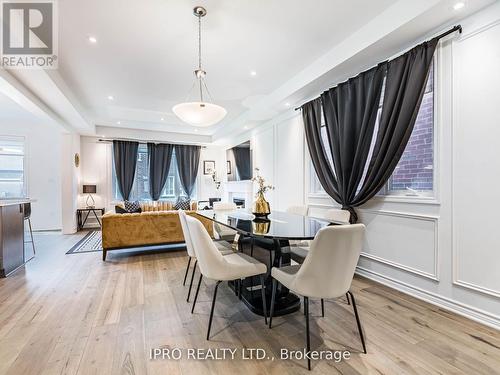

{"left": 174, "top": 197, "right": 191, "bottom": 210}
{"left": 115, "top": 205, "right": 127, "bottom": 214}
{"left": 124, "top": 200, "right": 142, "bottom": 213}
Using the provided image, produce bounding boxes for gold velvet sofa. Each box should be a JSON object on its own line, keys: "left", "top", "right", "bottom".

{"left": 101, "top": 203, "right": 212, "bottom": 260}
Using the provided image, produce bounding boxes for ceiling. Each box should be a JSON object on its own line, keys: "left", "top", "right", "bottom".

{"left": 56, "top": 0, "right": 398, "bottom": 135}
{"left": 0, "top": 0, "right": 496, "bottom": 143}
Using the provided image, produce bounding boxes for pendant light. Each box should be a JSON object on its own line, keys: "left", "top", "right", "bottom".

{"left": 172, "top": 6, "right": 227, "bottom": 127}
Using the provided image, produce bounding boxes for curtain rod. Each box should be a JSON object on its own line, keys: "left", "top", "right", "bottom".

{"left": 97, "top": 138, "right": 207, "bottom": 148}
{"left": 294, "top": 24, "right": 462, "bottom": 111}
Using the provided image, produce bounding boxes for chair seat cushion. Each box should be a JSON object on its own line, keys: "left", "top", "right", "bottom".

{"left": 220, "top": 253, "right": 267, "bottom": 280}
{"left": 271, "top": 265, "right": 301, "bottom": 290}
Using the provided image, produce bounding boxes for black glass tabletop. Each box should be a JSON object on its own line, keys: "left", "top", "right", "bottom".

{"left": 196, "top": 209, "right": 332, "bottom": 240}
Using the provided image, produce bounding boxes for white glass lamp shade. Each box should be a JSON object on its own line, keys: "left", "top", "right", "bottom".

{"left": 172, "top": 101, "right": 227, "bottom": 127}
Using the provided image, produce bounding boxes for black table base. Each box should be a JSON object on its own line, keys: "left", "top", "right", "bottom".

{"left": 229, "top": 237, "right": 301, "bottom": 317}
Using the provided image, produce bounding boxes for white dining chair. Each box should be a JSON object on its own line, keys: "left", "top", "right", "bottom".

{"left": 185, "top": 214, "right": 268, "bottom": 340}
{"left": 322, "top": 208, "right": 351, "bottom": 224}
{"left": 178, "top": 210, "right": 233, "bottom": 302}
{"left": 212, "top": 201, "right": 237, "bottom": 210}
{"left": 269, "top": 224, "right": 366, "bottom": 370}
{"left": 212, "top": 201, "right": 239, "bottom": 241}
{"left": 286, "top": 205, "right": 309, "bottom": 216}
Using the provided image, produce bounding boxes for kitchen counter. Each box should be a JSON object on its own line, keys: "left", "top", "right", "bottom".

{"left": 0, "top": 200, "right": 32, "bottom": 277}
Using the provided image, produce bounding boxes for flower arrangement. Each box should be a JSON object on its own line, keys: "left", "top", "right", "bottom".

{"left": 211, "top": 170, "right": 221, "bottom": 190}
{"left": 251, "top": 168, "right": 274, "bottom": 197}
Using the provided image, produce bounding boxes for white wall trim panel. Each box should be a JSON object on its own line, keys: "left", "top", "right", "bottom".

{"left": 451, "top": 19, "right": 500, "bottom": 299}
{"left": 359, "top": 209, "right": 440, "bottom": 281}
{"left": 356, "top": 267, "right": 500, "bottom": 331}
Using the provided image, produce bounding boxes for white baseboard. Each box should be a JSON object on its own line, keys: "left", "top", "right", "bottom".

{"left": 356, "top": 267, "right": 500, "bottom": 331}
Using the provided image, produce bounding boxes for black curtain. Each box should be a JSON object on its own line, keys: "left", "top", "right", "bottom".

{"left": 233, "top": 147, "right": 252, "bottom": 180}
{"left": 354, "top": 38, "right": 439, "bottom": 205}
{"left": 175, "top": 144, "right": 201, "bottom": 198}
{"left": 148, "top": 143, "right": 174, "bottom": 201}
{"left": 303, "top": 39, "right": 438, "bottom": 223}
{"left": 113, "top": 140, "right": 139, "bottom": 201}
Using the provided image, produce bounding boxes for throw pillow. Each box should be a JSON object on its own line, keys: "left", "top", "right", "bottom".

{"left": 124, "top": 200, "right": 142, "bottom": 213}
{"left": 174, "top": 197, "right": 191, "bottom": 210}
{"left": 115, "top": 205, "right": 127, "bottom": 214}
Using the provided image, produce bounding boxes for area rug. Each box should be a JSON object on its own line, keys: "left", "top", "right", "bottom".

{"left": 66, "top": 230, "right": 102, "bottom": 254}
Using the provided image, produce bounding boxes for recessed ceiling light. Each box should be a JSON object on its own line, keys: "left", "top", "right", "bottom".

{"left": 285, "top": 102, "right": 291, "bottom": 107}
{"left": 116, "top": 121, "right": 121, "bottom": 125}
{"left": 107, "top": 95, "right": 114, "bottom": 101}
{"left": 160, "top": 117, "right": 165, "bottom": 121}
{"left": 453, "top": 1, "right": 465, "bottom": 10}
{"left": 250, "top": 71, "right": 257, "bottom": 76}
{"left": 88, "top": 36, "right": 97, "bottom": 44}
{"left": 194, "top": 129, "right": 198, "bottom": 132}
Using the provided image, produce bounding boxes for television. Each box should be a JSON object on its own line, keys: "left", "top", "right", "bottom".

{"left": 226, "top": 141, "right": 252, "bottom": 181}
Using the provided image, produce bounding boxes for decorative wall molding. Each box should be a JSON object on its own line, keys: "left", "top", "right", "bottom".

{"left": 356, "top": 267, "right": 500, "bottom": 331}
{"left": 358, "top": 208, "right": 440, "bottom": 282}
{"left": 451, "top": 19, "right": 500, "bottom": 300}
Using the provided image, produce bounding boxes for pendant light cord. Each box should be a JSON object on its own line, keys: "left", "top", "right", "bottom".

{"left": 198, "top": 14, "right": 204, "bottom": 102}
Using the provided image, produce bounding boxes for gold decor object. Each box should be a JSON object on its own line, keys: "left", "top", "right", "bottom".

{"left": 74, "top": 153, "right": 80, "bottom": 167}
{"left": 252, "top": 192, "right": 271, "bottom": 218}
{"left": 252, "top": 218, "right": 270, "bottom": 235}
{"left": 251, "top": 168, "right": 274, "bottom": 218}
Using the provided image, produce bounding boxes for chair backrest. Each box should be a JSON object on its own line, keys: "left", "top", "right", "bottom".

{"left": 292, "top": 224, "right": 365, "bottom": 299}
{"left": 213, "top": 202, "right": 237, "bottom": 210}
{"left": 178, "top": 210, "right": 196, "bottom": 257}
{"left": 322, "top": 208, "right": 350, "bottom": 224}
{"left": 185, "top": 214, "right": 227, "bottom": 280}
{"left": 286, "top": 205, "right": 309, "bottom": 216}
{"left": 23, "top": 202, "right": 31, "bottom": 219}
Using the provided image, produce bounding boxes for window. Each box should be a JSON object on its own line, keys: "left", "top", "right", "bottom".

{"left": 385, "top": 63, "right": 434, "bottom": 196}
{"left": 112, "top": 145, "right": 196, "bottom": 201}
{"left": 309, "top": 60, "right": 435, "bottom": 198}
{"left": 0, "top": 137, "right": 25, "bottom": 199}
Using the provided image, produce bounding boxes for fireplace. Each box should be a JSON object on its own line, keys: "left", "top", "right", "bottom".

{"left": 233, "top": 198, "right": 246, "bottom": 208}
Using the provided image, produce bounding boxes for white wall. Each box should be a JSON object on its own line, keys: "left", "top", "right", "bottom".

{"left": 0, "top": 121, "right": 63, "bottom": 230}
{"left": 61, "top": 132, "right": 81, "bottom": 234}
{"left": 224, "top": 3, "right": 500, "bottom": 329}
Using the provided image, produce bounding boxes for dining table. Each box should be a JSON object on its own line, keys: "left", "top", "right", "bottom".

{"left": 196, "top": 209, "right": 334, "bottom": 317}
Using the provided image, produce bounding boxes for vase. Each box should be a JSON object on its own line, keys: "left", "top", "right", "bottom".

{"left": 252, "top": 192, "right": 270, "bottom": 218}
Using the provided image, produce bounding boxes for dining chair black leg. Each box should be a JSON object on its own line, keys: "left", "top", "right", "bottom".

{"left": 183, "top": 257, "right": 192, "bottom": 286}
{"left": 187, "top": 260, "right": 197, "bottom": 302}
{"left": 207, "top": 281, "right": 222, "bottom": 340}
{"left": 268, "top": 279, "right": 277, "bottom": 328}
{"left": 321, "top": 299, "right": 325, "bottom": 317}
{"left": 259, "top": 274, "right": 268, "bottom": 325}
{"left": 191, "top": 273, "right": 203, "bottom": 314}
{"left": 346, "top": 292, "right": 351, "bottom": 305}
{"left": 304, "top": 296, "right": 311, "bottom": 371}
{"left": 238, "top": 279, "right": 243, "bottom": 300}
{"left": 250, "top": 238, "right": 254, "bottom": 257}
{"left": 348, "top": 291, "right": 367, "bottom": 354}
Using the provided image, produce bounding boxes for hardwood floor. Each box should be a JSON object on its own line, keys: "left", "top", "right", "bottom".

{"left": 0, "top": 231, "right": 499, "bottom": 375}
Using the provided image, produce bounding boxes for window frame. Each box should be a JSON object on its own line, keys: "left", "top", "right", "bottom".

{"left": 306, "top": 54, "right": 440, "bottom": 205}
{"left": 0, "top": 135, "right": 27, "bottom": 199}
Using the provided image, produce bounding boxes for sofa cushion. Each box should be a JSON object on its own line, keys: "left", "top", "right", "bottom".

{"left": 115, "top": 205, "right": 127, "bottom": 214}
{"left": 124, "top": 200, "right": 142, "bottom": 213}
{"left": 174, "top": 197, "right": 191, "bottom": 210}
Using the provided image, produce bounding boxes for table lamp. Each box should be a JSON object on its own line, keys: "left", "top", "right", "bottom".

{"left": 83, "top": 184, "right": 97, "bottom": 208}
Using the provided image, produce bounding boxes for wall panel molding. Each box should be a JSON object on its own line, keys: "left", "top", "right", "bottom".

{"left": 451, "top": 20, "right": 500, "bottom": 299}
{"left": 358, "top": 209, "right": 440, "bottom": 281}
